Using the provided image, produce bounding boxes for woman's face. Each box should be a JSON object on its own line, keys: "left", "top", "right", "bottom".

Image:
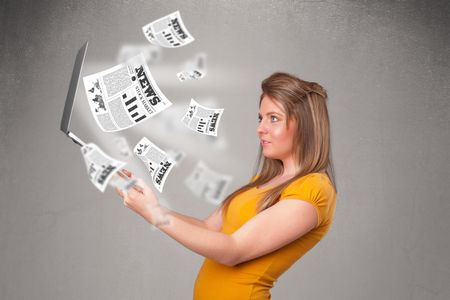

{"left": 257, "top": 95, "right": 297, "bottom": 162}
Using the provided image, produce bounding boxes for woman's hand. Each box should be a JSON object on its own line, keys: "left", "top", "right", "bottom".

{"left": 115, "top": 169, "right": 161, "bottom": 222}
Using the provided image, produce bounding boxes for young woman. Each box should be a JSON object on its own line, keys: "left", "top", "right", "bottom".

{"left": 116, "top": 72, "right": 337, "bottom": 299}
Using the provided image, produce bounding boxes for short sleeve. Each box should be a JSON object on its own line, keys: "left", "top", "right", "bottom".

{"left": 280, "top": 173, "right": 335, "bottom": 228}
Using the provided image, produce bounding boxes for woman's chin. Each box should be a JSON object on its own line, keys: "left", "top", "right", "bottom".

{"left": 262, "top": 152, "right": 277, "bottom": 160}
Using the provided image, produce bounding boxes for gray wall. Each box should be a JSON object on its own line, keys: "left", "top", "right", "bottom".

{"left": 1, "top": 0, "right": 449, "bottom": 299}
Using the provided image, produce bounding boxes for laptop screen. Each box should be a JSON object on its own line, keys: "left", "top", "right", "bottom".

{"left": 60, "top": 42, "right": 88, "bottom": 135}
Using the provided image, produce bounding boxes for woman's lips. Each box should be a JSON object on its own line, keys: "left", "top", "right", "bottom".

{"left": 261, "top": 140, "right": 271, "bottom": 146}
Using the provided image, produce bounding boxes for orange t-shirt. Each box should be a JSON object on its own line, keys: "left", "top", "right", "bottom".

{"left": 193, "top": 173, "right": 336, "bottom": 300}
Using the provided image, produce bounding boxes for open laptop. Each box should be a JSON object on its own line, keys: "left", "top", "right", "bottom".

{"left": 60, "top": 41, "right": 88, "bottom": 147}
{"left": 59, "top": 42, "right": 136, "bottom": 191}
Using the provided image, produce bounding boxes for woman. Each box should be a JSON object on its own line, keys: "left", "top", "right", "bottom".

{"left": 117, "top": 72, "right": 337, "bottom": 299}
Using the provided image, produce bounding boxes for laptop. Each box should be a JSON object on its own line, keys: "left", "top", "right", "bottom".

{"left": 59, "top": 42, "right": 136, "bottom": 190}
{"left": 60, "top": 41, "right": 88, "bottom": 147}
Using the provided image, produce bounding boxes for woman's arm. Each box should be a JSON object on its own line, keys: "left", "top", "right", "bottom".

{"left": 119, "top": 173, "right": 316, "bottom": 267}
{"left": 162, "top": 206, "right": 223, "bottom": 231}
{"left": 118, "top": 170, "right": 223, "bottom": 231}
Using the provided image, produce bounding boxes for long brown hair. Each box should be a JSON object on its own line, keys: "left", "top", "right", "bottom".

{"left": 221, "top": 72, "right": 337, "bottom": 213}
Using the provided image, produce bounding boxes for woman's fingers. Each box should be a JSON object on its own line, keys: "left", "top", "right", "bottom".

{"left": 121, "top": 168, "right": 133, "bottom": 178}
{"left": 135, "top": 178, "right": 152, "bottom": 195}
{"left": 132, "top": 184, "right": 144, "bottom": 193}
{"left": 115, "top": 187, "right": 124, "bottom": 198}
{"left": 127, "top": 188, "right": 141, "bottom": 199}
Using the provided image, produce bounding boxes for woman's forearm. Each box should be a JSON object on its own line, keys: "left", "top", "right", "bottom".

{"left": 118, "top": 177, "right": 234, "bottom": 264}
{"left": 144, "top": 205, "right": 238, "bottom": 266}
{"left": 162, "top": 207, "right": 208, "bottom": 228}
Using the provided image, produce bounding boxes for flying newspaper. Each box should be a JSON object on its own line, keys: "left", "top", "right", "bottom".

{"left": 82, "top": 53, "right": 172, "bottom": 132}
{"left": 134, "top": 137, "right": 176, "bottom": 192}
{"left": 142, "top": 11, "right": 195, "bottom": 48}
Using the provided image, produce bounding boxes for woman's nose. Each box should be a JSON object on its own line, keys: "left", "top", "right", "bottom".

{"left": 257, "top": 121, "right": 267, "bottom": 135}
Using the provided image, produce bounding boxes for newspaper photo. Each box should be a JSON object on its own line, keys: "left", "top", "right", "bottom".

{"left": 181, "top": 98, "right": 224, "bottom": 136}
{"left": 177, "top": 52, "right": 207, "bottom": 82}
{"left": 81, "top": 143, "right": 126, "bottom": 192}
{"left": 142, "top": 11, "right": 195, "bottom": 48}
{"left": 184, "top": 161, "right": 232, "bottom": 205}
{"left": 83, "top": 53, "right": 172, "bottom": 132}
{"left": 133, "top": 137, "right": 175, "bottom": 192}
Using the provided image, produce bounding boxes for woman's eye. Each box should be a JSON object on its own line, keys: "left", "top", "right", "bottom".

{"left": 270, "top": 115, "right": 279, "bottom": 122}
{"left": 258, "top": 115, "right": 262, "bottom": 122}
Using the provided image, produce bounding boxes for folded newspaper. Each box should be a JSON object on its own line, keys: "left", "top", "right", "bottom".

{"left": 81, "top": 143, "right": 135, "bottom": 192}
{"left": 133, "top": 137, "right": 175, "bottom": 192}
{"left": 142, "top": 11, "right": 195, "bottom": 48}
{"left": 83, "top": 53, "right": 172, "bottom": 132}
{"left": 181, "top": 99, "right": 224, "bottom": 136}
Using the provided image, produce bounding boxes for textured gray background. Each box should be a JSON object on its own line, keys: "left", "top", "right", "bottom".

{"left": 1, "top": 0, "right": 450, "bottom": 299}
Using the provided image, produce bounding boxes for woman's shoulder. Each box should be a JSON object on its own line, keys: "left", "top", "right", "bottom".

{"left": 284, "top": 172, "right": 334, "bottom": 196}
{"left": 292, "top": 172, "right": 330, "bottom": 185}
{"left": 251, "top": 172, "right": 330, "bottom": 186}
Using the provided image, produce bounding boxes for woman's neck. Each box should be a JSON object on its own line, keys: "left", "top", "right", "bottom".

{"left": 281, "top": 156, "right": 301, "bottom": 177}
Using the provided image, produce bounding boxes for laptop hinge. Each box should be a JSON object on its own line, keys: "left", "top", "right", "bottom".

{"left": 67, "top": 132, "right": 86, "bottom": 147}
